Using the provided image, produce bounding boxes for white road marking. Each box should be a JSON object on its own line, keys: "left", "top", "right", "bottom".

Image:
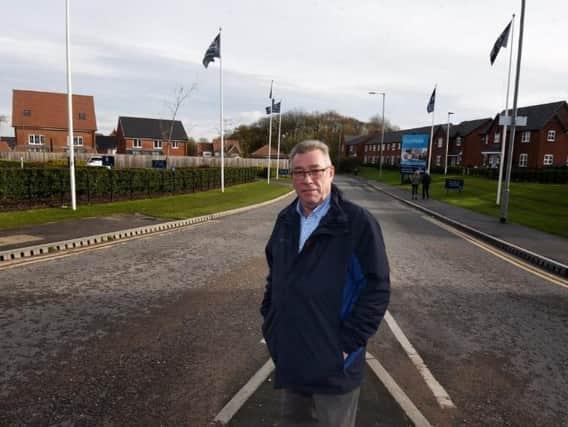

{"left": 366, "top": 352, "right": 433, "bottom": 427}
{"left": 213, "top": 358, "right": 275, "bottom": 426}
{"left": 384, "top": 311, "right": 456, "bottom": 409}
{"left": 422, "top": 215, "right": 568, "bottom": 290}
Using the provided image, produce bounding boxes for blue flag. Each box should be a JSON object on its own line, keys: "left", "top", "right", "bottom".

{"left": 427, "top": 87, "right": 436, "bottom": 113}
{"left": 490, "top": 21, "right": 512, "bottom": 65}
{"left": 203, "top": 33, "right": 220, "bottom": 68}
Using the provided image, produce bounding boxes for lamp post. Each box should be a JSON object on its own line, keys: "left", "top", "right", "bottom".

{"left": 445, "top": 112, "right": 454, "bottom": 176}
{"left": 368, "top": 91, "right": 386, "bottom": 177}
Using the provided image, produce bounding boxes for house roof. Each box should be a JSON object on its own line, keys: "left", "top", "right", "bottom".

{"left": 251, "top": 144, "right": 287, "bottom": 158}
{"left": 12, "top": 89, "right": 97, "bottom": 131}
{"left": 344, "top": 135, "right": 372, "bottom": 146}
{"left": 118, "top": 116, "right": 188, "bottom": 140}
{"left": 212, "top": 139, "right": 242, "bottom": 154}
{"left": 496, "top": 101, "right": 568, "bottom": 131}
{"left": 95, "top": 135, "right": 118, "bottom": 151}
{"left": 452, "top": 118, "right": 493, "bottom": 138}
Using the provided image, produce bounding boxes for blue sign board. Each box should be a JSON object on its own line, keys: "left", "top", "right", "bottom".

{"left": 400, "top": 134, "right": 429, "bottom": 174}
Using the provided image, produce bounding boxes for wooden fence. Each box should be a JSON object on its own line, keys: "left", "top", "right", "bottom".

{"left": 0, "top": 152, "right": 289, "bottom": 170}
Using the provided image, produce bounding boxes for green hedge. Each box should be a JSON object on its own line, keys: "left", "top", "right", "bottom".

{"left": 0, "top": 167, "right": 260, "bottom": 208}
{"left": 465, "top": 167, "right": 568, "bottom": 183}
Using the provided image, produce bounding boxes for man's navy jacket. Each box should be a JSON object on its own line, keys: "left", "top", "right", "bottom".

{"left": 261, "top": 184, "right": 390, "bottom": 394}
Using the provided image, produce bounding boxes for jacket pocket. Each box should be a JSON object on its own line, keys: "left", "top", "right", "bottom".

{"left": 343, "top": 346, "right": 364, "bottom": 371}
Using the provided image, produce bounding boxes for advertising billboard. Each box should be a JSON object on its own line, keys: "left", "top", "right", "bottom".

{"left": 400, "top": 134, "right": 429, "bottom": 174}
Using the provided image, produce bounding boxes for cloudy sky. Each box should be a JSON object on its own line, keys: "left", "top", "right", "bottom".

{"left": 1, "top": 0, "right": 567, "bottom": 140}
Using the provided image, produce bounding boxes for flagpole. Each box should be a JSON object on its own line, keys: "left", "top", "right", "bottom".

{"left": 427, "top": 85, "right": 436, "bottom": 174}
{"left": 496, "top": 15, "right": 515, "bottom": 205}
{"left": 500, "top": 1, "right": 525, "bottom": 223}
{"left": 267, "top": 106, "right": 273, "bottom": 184}
{"left": 276, "top": 102, "right": 282, "bottom": 179}
{"left": 66, "top": 0, "right": 76, "bottom": 210}
{"left": 219, "top": 27, "right": 224, "bottom": 192}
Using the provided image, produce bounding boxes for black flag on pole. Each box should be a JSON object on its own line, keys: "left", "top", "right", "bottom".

{"left": 265, "top": 105, "right": 272, "bottom": 115}
{"left": 490, "top": 21, "right": 511, "bottom": 65}
{"left": 272, "top": 100, "right": 281, "bottom": 114}
{"left": 202, "top": 33, "right": 220, "bottom": 68}
{"left": 426, "top": 87, "right": 436, "bottom": 113}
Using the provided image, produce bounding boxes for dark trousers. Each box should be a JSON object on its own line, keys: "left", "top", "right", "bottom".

{"left": 422, "top": 184, "right": 430, "bottom": 199}
{"left": 279, "top": 388, "right": 360, "bottom": 427}
{"left": 411, "top": 184, "right": 419, "bottom": 199}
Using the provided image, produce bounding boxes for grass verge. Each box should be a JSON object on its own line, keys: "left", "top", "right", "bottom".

{"left": 358, "top": 166, "right": 568, "bottom": 239}
{"left": 0, "top": 181, "right": 293, "bottom": 230}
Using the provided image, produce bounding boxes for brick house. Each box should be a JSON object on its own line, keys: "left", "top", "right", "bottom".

{"left": 196, "top": 141, "right": 213, "bottom": 156}
{"left": 11, "top": 89, "right": 97, "bottom": 153}
{"left": 116, "top": 116, "right": 188, "bottom": 156}
{"left": 447, "top": 118, "right": 492, "bottom": 167}
{"left": 211, "top": 138, "right": 242, "bottom": 157}
{"left": 479, "top": 101, "right": 568, "bottom": 169}
{"left": 250, "top": 144, "right": 287, "bottom": 159}
{"left": 0, "top": 137, "right": 16, "bottom": 153}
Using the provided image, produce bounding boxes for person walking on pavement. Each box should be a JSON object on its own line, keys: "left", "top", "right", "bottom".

{"left": 261, "top": 140, "right": 391, "bottom": 427}
{"left": 422, "top": 170, "right": 431, "bottom": 200}
{"left": 411, "top": 169, "right": 421, "bottom": 200}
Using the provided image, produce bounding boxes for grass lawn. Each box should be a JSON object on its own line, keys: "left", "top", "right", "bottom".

{"left": 0, "top": 181, "right": 293, "bottom": 230}
{"left": 358, "top": 166, "right": 568, "bottom": 239}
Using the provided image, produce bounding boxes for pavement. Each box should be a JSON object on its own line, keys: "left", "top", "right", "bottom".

{"left": 1, "top": 177, "right": 567, "bottom": 426}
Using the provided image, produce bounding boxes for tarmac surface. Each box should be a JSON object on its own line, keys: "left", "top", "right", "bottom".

{"left": 1, "top": 176, "right": 567, "bottom": 426}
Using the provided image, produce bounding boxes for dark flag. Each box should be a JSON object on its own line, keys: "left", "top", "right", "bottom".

{"left": 265, "top": 105, "right": 272, "bottom": 115}
{"left": 202, "top": 33, "right": 220, "bottom": 68}
{"left": 427, "top": 87, "right": 436, "bottom": 113}
{"left": 269, "top": 80, "right": 273, "bottom": 99}
{"left": 272, "top": 100, "right": 281, "bottom": 114}
{"left": 490, "top": 21, "right": 512, "bottom": 65}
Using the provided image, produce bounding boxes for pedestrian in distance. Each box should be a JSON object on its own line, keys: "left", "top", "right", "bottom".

{"left": 422, "top": 170, "right": 431, "bottom": 200}
{"left": 411, "top": 169, "right": 421, "bottom": 200}
{"left": 261, "top": 140, "right": 391, "bottom": 427}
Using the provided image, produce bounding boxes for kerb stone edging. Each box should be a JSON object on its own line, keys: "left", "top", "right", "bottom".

{"left": 0, "top": 190, "right": 295, "bottom": 263}
{"left": 368, "top": 182, "right": 568, "bottom": 278}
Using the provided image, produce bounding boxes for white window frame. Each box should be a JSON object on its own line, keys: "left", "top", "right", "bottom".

{"left": 494, "top": 133, "right": 501, "bottom": 144}
{"left": 543, "top": 154, "right": 553, "bottom": 166}
{"left": 172, "top": 141, "right": 179, "bottom": 149}
{"left": 518, "top": 153, "right": 528, "bottom": 168}
{"left": 73, "top": 136, "right": 83, "bottom": 146}
{"left": 153, "top": 139, "right": 162, "bottom": 149}
{"left": 437, "top": 137, "right": 443, "bottom": 148}
{"left": 28, "top": 134, "right": 45, "bottom": 145}
{"left": 547, "top": 130, "right": 556, "bottom": 142}
{"left": 456, "top": 137, "right": 462, "bottom": 147}
{"left": 521, "top": 131, "right": 530, "bottom": 143}
{"left": 435, "top": 154, "right": 441, "bottom": 166}
{"left": 133, "top": 138, "right": 142, "bottom": 148}
{"left": 364, "top": 155, "right": 368, "bottom": 163}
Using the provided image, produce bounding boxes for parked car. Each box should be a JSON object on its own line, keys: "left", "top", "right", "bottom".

{"left": 86, "top": 156, "right": 113, "bottom": 169}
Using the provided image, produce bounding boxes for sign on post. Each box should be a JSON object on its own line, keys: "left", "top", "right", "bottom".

{"left": 400, "top": 134, "right": 429, "bottom": 174}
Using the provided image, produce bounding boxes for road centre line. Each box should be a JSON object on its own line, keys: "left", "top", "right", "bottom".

{"left": 384, "top": 311, "right": 457, "bottom": 409}
{"left": 422, "top": 215, "right": 568, "bottom": 290}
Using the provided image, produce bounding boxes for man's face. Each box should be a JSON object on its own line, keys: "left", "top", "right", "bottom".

{"left": 291, "top": 149, "right": 335, "bottom": 214}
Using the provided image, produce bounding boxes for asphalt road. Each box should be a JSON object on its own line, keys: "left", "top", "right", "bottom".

{"left": 1, "top": 175, "right": 566, "bottom": 426}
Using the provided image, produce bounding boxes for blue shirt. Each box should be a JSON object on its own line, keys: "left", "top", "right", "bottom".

{"left": 296, "top": 195, "right": 331, "bottom": 252}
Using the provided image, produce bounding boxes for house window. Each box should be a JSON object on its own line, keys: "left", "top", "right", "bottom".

{"left": 519, "top": 153, "right": 528, "bottom": 168}
{"left": 521, "top": 131, "right": 530, "bottom": 143}
{"left": 547, "top": 130, "right": 556, "bottom": 142}
{"left": 153, "top": 139, "right": 162, "bottom": 149}
{"left": 482, "top": 135, "right": 488, "bottom": 145}
{"left": 435, "top": 155, "right": 441, "bottom": 166}
{"left": 28, "top": 134, "right": 45, "bottom": 145}
{"left": 364, "top": 155, "right": 368, "bottom": 163}
{"left": 365, "top": 145, "right": 368, "bottom": 152}
{"left": 78, "top": 112, "right": 87, "bottom": 120}
{"left": 172, "top": 141, "right": 179, "bottom": 149}
{"left": 133, "top": 138, "right": 142, "bottom": 148}
{"left": 456, "top": 137, "right": 462, "bottom": 147}
{"left": 74, "top": 136, "right": 83, "bottom": 146}
{"left": 23, "top": 109, "right": 31, "bottom": 117}
{"left": 543, "top": 154, "right": 553, "bottom": 166}
{"left": 437, "top": 137, "right": 443, "bottom": 148}
{"left": 494, "top": 133, "right": 501, "bottom": 144}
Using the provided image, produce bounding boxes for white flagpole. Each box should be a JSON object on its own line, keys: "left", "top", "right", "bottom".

{"left": 496, "top": 15, "right": 515, "bottom": 205}
{"left": 267, "top": 105, "right": 273, "bottom": 184}
{"left": 276, "top": 102, "right": 282, "bottom": 179}
{"left": 427, "top": 85, "right": 436, "bottom": 174}
{"left": 219, "top": 27, "right": 224, "bottom": 192}
{"left": 66, "top": 0, "right": 76, "bottom": 210}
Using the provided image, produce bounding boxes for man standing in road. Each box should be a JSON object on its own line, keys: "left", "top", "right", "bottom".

{"left": 261, "top": 140, "right": 390, "bottom": 426}
{"left": 422, "top": 170, "right": 431, "bottom": 200}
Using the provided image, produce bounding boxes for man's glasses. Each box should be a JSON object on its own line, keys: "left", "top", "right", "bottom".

{"left": 291, "top": 167, "right": 330, "bottom": 180}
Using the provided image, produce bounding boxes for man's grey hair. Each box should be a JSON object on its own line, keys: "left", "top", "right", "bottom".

{"left": 289, "top": 140, "right": 332, "bottom": 166}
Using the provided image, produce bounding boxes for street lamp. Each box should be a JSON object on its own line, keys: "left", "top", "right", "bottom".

{"left": 368, "top": 91, "right": 386, "bottom": 177}
{"left": 445, "top": 112, "right": 454, "bottom": 176}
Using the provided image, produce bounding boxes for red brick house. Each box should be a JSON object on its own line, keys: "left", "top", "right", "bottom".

{"left": 446, "top": 118, "right": 492, "bottom": 167}
{"left": 196, "top": 141, "right": 213, "bottom": 157}
{"left": 251, "top": 144, "right": 287, "bottom": 159}
{"left": 211, "top": 138, "right": 242, "bottom": 157}
{"left": 479, "top": 101, "right": 568, "bottom": 169}
{"left": 11, "top": 89, "right": 97, "bottom": 153}
{"left": 116, "top": 116, "right": 188, "bottom": 156}
{"left": 0, "top": 137, "right": 16, "bottom": 153}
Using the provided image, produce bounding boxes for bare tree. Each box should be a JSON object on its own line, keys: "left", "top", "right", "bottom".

{"left": 162, "top": 84, "right": 197, "bottom": 158}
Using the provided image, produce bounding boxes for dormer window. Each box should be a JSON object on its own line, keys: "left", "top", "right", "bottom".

{"left": 23, "top": 109, "right": 31, "bottom": 117}
{"left": 78, "top": 112, "right": 87, "bottom": 120}
{"left": 547, "top": 130, "right": 556, "bottom": 142}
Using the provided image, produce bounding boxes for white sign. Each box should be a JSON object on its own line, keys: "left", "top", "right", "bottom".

{"left": 498, "top": 115, "right": 528, "bottom": 126}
